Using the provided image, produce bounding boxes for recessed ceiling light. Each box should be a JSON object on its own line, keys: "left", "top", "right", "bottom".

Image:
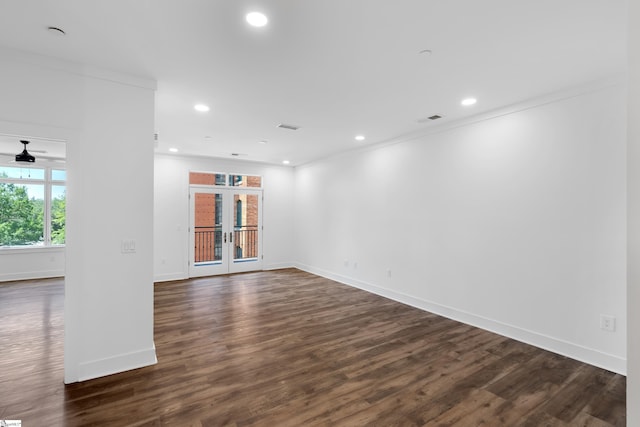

{"left": 461, "top": 98, "right": 477, "bottom": 106}
{"left": 258, "top": 140, "right": 268, "bottom": 144}
{"left": 282, "top": 160, "right": 290, "bottom": 165}
{"left": 246, "top": 12, "right": 268, "bottom": 27}
{"left": 419, "top": 49, "right": 432, "bottom": 55}
{"left": 194, "top": 104, "right": 210, "bottom": 112}
{"left": 355, "top": 135, "right": 365, "bottom": 141}
{"left": 169, "top": 148, "right": 178, "bottom": 153}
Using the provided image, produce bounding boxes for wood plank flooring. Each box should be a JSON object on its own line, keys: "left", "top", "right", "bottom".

{"left": 0, "top": 268, "right": 626, "bottom": 426}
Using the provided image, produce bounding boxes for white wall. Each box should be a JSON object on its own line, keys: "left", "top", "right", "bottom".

{"left": 628, "top": 0, "right": 639, "bottom": 422}
{"left": 295, "top": 82, "right": 627, "bottom": 374}
{"left": 0, "top": 47, "right": 157, "bottom": 382}
{"left": 154, "top": 154, "right": 295, "bottom": 281}
{"left": 0, "top": 247, "right": 65, "bottom": 282}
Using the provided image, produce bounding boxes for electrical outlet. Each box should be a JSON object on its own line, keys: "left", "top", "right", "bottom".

{"left": 600, "top": 314, "right": 616, "bottom": 332}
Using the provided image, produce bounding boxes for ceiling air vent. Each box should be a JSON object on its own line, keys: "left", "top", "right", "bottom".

{"left": 417, "top": 114, "right": 445, "bottom": 124}
{"left": 277, "top": 123, "right": 300, "bottom": 131}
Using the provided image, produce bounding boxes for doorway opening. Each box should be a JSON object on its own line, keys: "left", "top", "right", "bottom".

{"left": 0, "top": 134, "right": 66, "bottom": 282}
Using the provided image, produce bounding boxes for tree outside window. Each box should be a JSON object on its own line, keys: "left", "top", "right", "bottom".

{"left": 0, "top": 167, "right": 65, "bottom": 247}
{"left": 51, "top": 185, "right": 66, "bottom": 245}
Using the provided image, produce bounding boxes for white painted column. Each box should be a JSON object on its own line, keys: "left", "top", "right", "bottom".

{"left": 64, "top": 72, "right": 157, "bottom": 382}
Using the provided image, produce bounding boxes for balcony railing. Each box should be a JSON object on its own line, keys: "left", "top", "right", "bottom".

{"left": 233, "top": 225, "right": 258, "bottom": 260}
{"left": 194, "top": 226, "right": 222, "bottom": 263}
{"left": 194, "top": 225, "right": 258, "bottom": 263}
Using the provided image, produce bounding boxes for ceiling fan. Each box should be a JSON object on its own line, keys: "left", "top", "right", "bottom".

{"left": 15, "top": 140, "right": 35, "bottom": 163}
{"left": 0, "top": 139, "right": 65, "bottom": 163}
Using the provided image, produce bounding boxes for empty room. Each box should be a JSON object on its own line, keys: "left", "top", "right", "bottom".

{"left": 1, "top": 1, "right": 638, "bottom": 426}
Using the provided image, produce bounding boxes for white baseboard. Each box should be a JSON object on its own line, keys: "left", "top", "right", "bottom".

{"left": 295, "top": 263, "right": 626, "bottom": 375}
{"left": 263, "top": 262, "right": 295, "bottom": 271}
{"left": 154, "top": 272, "right": 187, "bottom": 283}
{"left": 77, "top": 345, "right": 158, "bottom": 382}
{"left": 153, "top": 264, "right": 295, "bottom": 282}
{"left": 0, "top": 269, "right": 64, "bottom": 282}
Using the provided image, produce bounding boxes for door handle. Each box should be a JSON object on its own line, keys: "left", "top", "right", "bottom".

{"left": 230, "top": 231, "right": 233, "bottom": 243}
{"left": 223, "top": 232, "right": 227, "bottom": 243}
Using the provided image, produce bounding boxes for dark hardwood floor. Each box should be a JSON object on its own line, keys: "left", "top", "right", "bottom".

{"left": 0, "top": 269, "right": 626, "bottom": 426}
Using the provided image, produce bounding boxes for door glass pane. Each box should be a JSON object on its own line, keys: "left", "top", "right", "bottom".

{"left": 229, "top": 175, "right": 262, "bottom": 188}
{"left": 189, "top": 172, "right": 226, "bottom": 186}
{"left": 194, "top": 192, "right": 223, "bottom": 264}
{"left": 233, "top": 193, "right": 259, "bottom": 261}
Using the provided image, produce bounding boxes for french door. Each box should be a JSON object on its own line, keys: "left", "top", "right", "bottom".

{"left": 189, "top": 187, "right": 263, "bottom": 277}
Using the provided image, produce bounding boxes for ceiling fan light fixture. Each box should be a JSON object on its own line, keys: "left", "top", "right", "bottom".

{"left": 16, "top": 140, "right": 36, "bottom": 163}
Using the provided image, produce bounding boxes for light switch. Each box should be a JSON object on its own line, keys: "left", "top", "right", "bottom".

{"left": 121, "top": 239, "right": 136, "bottom": 254}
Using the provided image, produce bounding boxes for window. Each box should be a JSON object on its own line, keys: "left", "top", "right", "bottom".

{"left": 0, "top": 166, "right": 66, "bottom": 248}
{"left": 190, "top": 172, "right": 262, "bottom": 189}
{"left": 189, "top": 172, "right": 226, "bottom": 186}
{"left": 229, "top": 174, "right": 262, "bottom": 188}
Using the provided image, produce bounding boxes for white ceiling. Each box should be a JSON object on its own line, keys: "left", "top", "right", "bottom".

{"left": 0, "top": 1, "right": 627, "bottom": 166}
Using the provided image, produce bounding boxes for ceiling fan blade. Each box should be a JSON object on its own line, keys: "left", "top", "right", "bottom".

{"left": 0, "top": 152, "right": 65, "bottom": 161}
